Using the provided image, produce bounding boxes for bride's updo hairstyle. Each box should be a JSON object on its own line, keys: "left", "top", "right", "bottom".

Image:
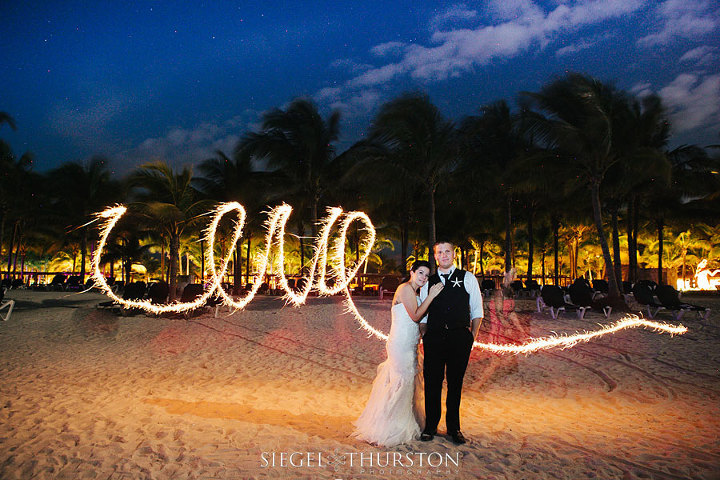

{"left": 410, "top": 260, "right": 431, "bottom": 272}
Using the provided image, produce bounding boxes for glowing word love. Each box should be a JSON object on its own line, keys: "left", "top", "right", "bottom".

{"left": 91, "top": 203, "right": 687, "bottom": 354}
{"left": 91, "top": 202, "right": 376, "bottom": 313}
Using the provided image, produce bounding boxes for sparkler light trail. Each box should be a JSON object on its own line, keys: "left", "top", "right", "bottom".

{"left": 91, "top": 203, "right": 687, "bottom": 354}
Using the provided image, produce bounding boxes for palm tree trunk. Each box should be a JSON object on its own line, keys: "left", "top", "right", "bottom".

{"left": 657, "top": 219, "right": 664, "bottom": 285}
{"left": 428, "top": 188, "right": 437, "bottom": 271}
{"left": 7, "top": 221, "right": 18, "bottom": 279}
{"left": 200, "top": 239, "right": 205, "bottom": 284}
{"left": 80, "top": 227, "right": 87, "bottom": 282}
{"left": 632, "top": 196, "right": 640, "bottom": 283}
{"left": 681, "top": 250, "right": 686, "bottom": 289}
{"left": 160, "top": 244, "right": 165, "bottom": 282}
{"left": 626, "top": 196, "right": 636, "bottom": 284}
{"left": 299, "top": 234, "right": 305, "bottom": 275}
{"left": 0, "top": 214, "right": 5, "bottom": 273}
{"left": 552, "top": 216, "right": 559, "bottom": 286}
{"left": 246, "top": 233, "right": 252, "bottom": 285}
{"left": 169, "top": 232, "right": 179, "bottom": 301}
{"left": 234, "top": 238, "right": 242, "bottom": 289}
{"left": 610, "top": 207, "right": 622, "bottom": 287}
{"left": 12, "top": 232, "right": 22, "bottom": 276}
{"left": 311, "top": 195, "right": 319, "bottom": 237}
{"left": 590, "top": 182, "right": 622, "bottom": 301}
{"left": 400, "top": 222, "right": 408, "bottom": 274}
{"left": 526, "top": 208, "right": 534, "bottom": 284}
{"left": 479, "top": 241, "right": 485, "bottom": 280}
{"left": 505, "top": 193, "right": 512, "bottom": 272}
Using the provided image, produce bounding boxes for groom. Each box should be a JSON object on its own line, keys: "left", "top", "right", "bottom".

{"left": 420, "top": 240, "right": 484, "bottom": 444}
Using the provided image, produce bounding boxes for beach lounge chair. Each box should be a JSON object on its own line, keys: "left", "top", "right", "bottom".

{"left": 621, "top": 281, "right": 634, "bottom": 303}
{"left": 540, "top": 285, "right": 583, "bottom": 319}
{"left": 0, "top": 287, "right": 15, "bottom": 321}
{"left": 525, "top": 279, "right": 541, "bottom": 298}
{"left": 635, "top": 279, "right": 658, "bottom": 291}
{"left": 481, "top": 279, "right": 495, "bottom": 297}
{"left": 147, "top": 281, "right": 169, "bottom": 305}
{"left": 655, "top": 285, "right": 710, "bottom": 321}
{"left": 49, "top": 274, "right": 67, "bottom": 291}
{"left": 510, "top": 280, "right": 525, "bottom": 298}
{"left": 592, "top": 279, "right": 608, "bottom": 296}
{"left": 65, "top": 275, "right": 84, "bottom": 291}
{"left": 379, "top": 276, "right": 400, "bottom": 300}
{"left": 119, "top": 281, "right": 147, "bottom": 316}
{"left": 180, "top": 283, "right": 210, "bottom": 318}
{"left": 632, "top": 283, "right": 664, "bottom": 319}
{"left": 97, "top": 281, "right": 146, "bottom": 313}
{"left": 568, "top": 282, "right": 612, "bottom": 319}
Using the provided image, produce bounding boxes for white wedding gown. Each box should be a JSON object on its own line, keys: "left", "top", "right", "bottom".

{"left": 353, "top": 302, "right": 425, "bottom": 447}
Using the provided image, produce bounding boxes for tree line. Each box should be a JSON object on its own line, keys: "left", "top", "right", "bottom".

{"left": 1, "top": 73, "right": 719, "bottom": 304}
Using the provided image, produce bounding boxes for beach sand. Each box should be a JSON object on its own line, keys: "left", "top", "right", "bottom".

{"left": 1, "top": 289, "right": 718, "bottom": 479}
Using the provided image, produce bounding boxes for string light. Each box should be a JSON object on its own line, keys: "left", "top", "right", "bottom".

{"left": 91, "top": 203, "right": 686, "bottom": 352}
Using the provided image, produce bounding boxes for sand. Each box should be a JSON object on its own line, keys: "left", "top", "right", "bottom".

{"left": 0, "top": 289, "right": 718, "bottom": 479}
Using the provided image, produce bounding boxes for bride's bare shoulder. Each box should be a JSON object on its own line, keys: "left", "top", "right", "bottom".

{"left": 392, "top": 282, "right": 413, "bottom": 304}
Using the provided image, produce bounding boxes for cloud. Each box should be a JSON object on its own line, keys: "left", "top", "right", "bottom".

{"left": 318, "top": 0, "right": 647, "bottom": 110}
{"left": 328, "top": 89, "right": 382, "bottom": 117}
{"left": 429, "top": 4, "right": 479, "bottom": 30}
{"left": 117, "top": 111, "right": 261, "bottom": 171}
{"left": 679, "top": 45, "right": 717, "bottom": 67}
{"left": 637, "top": 0, "right": 719, "bottom": 47}
{"left": 659, "top": 73, "right": 720, "bottom": 134}
{"left": 329, "top": 58, "right": 373, "bottom": 73}
{"left": 630, "top": 82, "right": 653, "bottom": 98}
{"left": 555, "top": 32, "right": 614, "bottom": 58}
{"left": 48, "top": 91, "right": 134, "bottom": 150}
{"left": 370, "top": 41, "right": 406, "bottom": 57}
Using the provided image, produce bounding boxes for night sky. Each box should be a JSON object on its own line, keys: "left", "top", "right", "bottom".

{"left": 2, "top": 1, "right": 719, "bottom": 173}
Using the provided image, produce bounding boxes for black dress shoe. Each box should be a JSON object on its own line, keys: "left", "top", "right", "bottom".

{"left": 450, "top": 431, "right": 467, "bottom": 445}
{"left": 420, "top": 432, "right": 435, "bottom": 441}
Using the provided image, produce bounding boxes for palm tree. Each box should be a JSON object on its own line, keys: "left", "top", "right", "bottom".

{"left": 337, "top": 139, "right": 425, "bottom": 273}
{"left": 1, "top": 112, "right": 35, "bottom": 280}
{"left": 195, "top": 149, "right": 270, "bottom": 287}
{"left": 459, "top": 100, "right": 527, "bottom": 273}
{"left": 47, "top": 157, "right": 119, "bottom": 282}
{"left": 240, "top": 98, "right": 341, "bottom": 273}
{"left": 1, "top": 147, "right": 37, "bottom": 280}
{"left": 101, "top": 230, "right": 154, "bottom": 284}
{"left": 128, "top": 161, "right": 209, "bottom": 300}
{"left": 523, "top": 73, "right": 634, "bottom": 302}
{"left": 364, "top": 93, "right": 456, "bottom": 270}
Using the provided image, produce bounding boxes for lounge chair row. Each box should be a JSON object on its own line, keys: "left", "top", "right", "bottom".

{"left": 535, "top": 280, "right": 710, "bottom": 322}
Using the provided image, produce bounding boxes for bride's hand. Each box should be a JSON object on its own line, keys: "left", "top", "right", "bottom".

{"left": 428, "top": 282, "right": 443, "bottom": 299}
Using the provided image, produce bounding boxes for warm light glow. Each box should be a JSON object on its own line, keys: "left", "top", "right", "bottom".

{"left": 692, "top": 259, "right": 720, "bottom": 291}
{"left": 92, "top": 203, "right": 686, "bottom": 352}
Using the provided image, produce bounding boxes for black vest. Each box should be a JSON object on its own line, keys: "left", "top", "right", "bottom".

{"left": 427, "top": 269, "right": 471, "bottom": 331}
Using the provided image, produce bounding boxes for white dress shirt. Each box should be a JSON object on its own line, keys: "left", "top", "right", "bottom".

{"left": 419, "top": 266, "right": 484, "bottom": 324}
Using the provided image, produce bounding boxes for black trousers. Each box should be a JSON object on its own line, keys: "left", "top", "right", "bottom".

{"left": 422, "top": 327, "right": 474, "bottom": 434}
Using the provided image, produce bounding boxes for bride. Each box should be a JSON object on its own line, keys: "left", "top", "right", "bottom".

{"left": 353, "top": 260, "right": 443, "bottom": 447}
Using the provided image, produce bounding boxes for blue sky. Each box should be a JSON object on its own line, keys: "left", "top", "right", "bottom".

{"left": 2, "top": 0, "right": 719, "bottom": 173}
